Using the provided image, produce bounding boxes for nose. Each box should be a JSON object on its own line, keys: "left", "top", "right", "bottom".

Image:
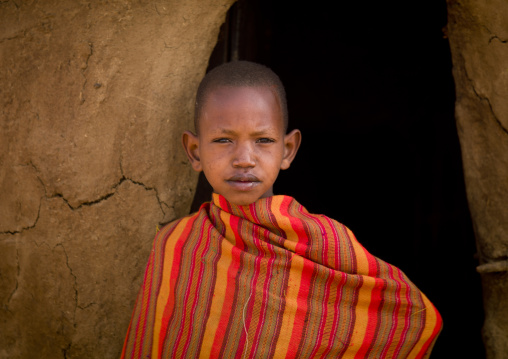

{"left": 232, "top": 142, "right": 256, "bottom": 168}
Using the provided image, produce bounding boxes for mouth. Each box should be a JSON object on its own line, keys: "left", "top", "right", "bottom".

{"left": 226, "top": 174, "right": 261, "bottom": 191}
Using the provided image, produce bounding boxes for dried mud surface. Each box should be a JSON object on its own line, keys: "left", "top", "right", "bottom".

{"left": 447, "top": 1, "right": 508, "bottom": 357}
{"left": 0, "top": 0, "right": 234, "bottom": 357}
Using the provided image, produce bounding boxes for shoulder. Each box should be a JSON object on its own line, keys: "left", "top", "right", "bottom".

{"left": 295, "top": 206, "right": 353, "bottom": 235}
{"left": 298, "top": 210, "right": 366, "bottom": 255}
{"left": 146, "top": 211, "right": 203, "bottom": 259}
{"left": 155, "top": 210, "right": 203, "bottom": 241}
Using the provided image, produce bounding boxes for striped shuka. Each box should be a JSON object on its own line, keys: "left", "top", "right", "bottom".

{"left": 121, "top": 194, "right": 442, "bottom": 359}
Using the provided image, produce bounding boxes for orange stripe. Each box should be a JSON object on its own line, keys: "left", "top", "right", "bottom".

{"left": 265, "top": 196, "right": 304, "bottom": 358}
{"left": 285, "top": 259, "right": 315, "bottom": 357}
{"left": 123, "top": 194, "right": 442, "bottom": 358}
{"left": 354, "top": 277, "right": 385, "bottom": 358}
{"left": 271, "top": 196, "right": 301, "bottom": 250}
{"left": 269, "top": 253, "right": 302, "bottom": 358}
{"left": 154, "top": 216, "right": 195, "bottom": 357}
{"left": 199, "top": 212, "right": 235, "bottom": 358}
{"left": 344, "top": 241, "right": 375, "bottom": 356}
{"left": 408, "top": 294, "right": 442, "bottom": 359}
{"left": 132, "top": 250, "right": 155, "bottom": 358}
{"left": 209, "top": 212, "right": 245, "bottom": 357}
{"left": 145, "top": 221, "right": 188, "bottom": 357}
{"left": 345, "top": 228, "right": 370, "bottom": 275}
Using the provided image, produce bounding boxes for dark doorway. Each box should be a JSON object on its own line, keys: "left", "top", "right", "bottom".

{"left": 191, "top": 1, "right": 484, "bottom": 357}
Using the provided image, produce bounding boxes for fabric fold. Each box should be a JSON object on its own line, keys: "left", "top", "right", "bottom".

{"left": 121, "top": 194, "right": 442, "bottom": 359}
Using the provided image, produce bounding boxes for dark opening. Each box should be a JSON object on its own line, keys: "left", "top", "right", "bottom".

{"left": 191, "top": 1, "right": 484, "bottom": 357}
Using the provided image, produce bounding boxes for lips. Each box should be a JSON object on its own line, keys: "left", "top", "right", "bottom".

{"left": 226, "top": 174, "right": 261, "bottom": 191}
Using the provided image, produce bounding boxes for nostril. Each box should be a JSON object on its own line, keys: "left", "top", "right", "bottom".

{"left": 232, "top": 146, "right": 256, "bottom": 167}
{"left": 233, "top": 154, "right": 256, "bottom": 167}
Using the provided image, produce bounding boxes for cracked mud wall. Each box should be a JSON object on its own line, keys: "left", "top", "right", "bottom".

{"left": 0, "top": 0, "right": 235, "bottom": 357}
{"left": 447, "top": 1, "right": 508, "bottom": 357}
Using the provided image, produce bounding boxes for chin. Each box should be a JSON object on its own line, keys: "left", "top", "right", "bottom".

{"left": 225, "top": 193, "right": 262, "bottom": 206}
{"left": 231, "top": 198, "right": 257, "bottom": 206}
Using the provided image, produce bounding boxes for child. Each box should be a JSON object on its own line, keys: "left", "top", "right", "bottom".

{"left": 121, "top": 61, "right": 442, "bottom": 358}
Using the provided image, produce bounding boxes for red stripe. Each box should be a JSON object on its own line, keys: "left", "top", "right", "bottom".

{"left": 249, "top": 228, "right": 276, "bottom": 358}
{"left": 209, "top": 214, "right": 245, "bottom": 358}
{"left": 180, "top": 224, "right": 214, "bottom": 357}
{"left": 300, "top": 211, "right": 329, "bottom": 267}
{"left": 285, "top": 259, "right": 315, "bottom": 358}
{"left": 157, "top": 217, "right": 196, "bottom": 356}
{"left": 233, "top": 230, "right": 263, "bottom": 359}
{"left": 279, "top": 198, "right": 308, "bottom": 258}
{"left": 308, "top": 268, "right": 333, "bottom": 358}
{"left": 379, "top": 264, "right": 401, "bottom": 358}
{"left": 355, "top": 262, "right": 385, "bottom": 359}
{"left": 414, "top": 305, "right": 443, "bottom": 359}
{"left": 391, "top": 267, "right": 415, "bottom": 358}
{"left": 171, "top": 219, "right": 208, "bottom": 355}
{"left": 323, "top": 217, "right": 339, "bottom": 270}
{"left": 319, "top": 271, "right": 346, "bottom": 358}
{"left": 266, "top": 249, "right": 292, "bottom": 358}
{"left": 131, "top": 249, "right": 155, "bottom": 358}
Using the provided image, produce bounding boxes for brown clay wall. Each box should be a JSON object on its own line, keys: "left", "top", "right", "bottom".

{"left": 0, "top": 0, "right": 234, "bottom": 357}
{"left": 447, "top": 1, "right": 508, "bottom": 357}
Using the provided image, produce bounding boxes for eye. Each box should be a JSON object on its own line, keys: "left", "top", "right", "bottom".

{"left": 212, "top": 138, "right": 232, "bottom": 144}
{"left": 256, "top": 137, "right": 275, "bottom": 144}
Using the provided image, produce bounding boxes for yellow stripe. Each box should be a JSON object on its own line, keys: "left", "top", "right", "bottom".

{"left": 344, "top": 239, "right": 375, "bottom": 356}
{"left": 199, "top": 212, "right": 235, "bottom": 358}
{"left": 271, "top": 196, "right": 300, "bottom": 251}
{"left": 346, "top": 228, "right": 370, "bottom": 276}
{"left": 406, "top": 293, "right": 438, "bottom": 359}
{"left": 271, "top": 254, "right": 304, "bottom": 358}
{"left": 270, "top": 197, "right": 305, "bottom": 358}
{"left": 151, "top": 217, "right": 192, "bottom": 358}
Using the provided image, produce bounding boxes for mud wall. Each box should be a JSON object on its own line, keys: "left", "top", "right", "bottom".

{"left": 0, "top": 0, "right": 234, "bottom": 357}
{"left": 447, "top": 1, "right": 508, "bottom": 357}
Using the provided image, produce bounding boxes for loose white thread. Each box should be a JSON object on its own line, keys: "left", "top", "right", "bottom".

{"left": 242, "top": 290, "right": 254, "bottom": 359}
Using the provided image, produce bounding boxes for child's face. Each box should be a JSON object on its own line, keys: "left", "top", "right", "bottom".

{"left": 183, "top": 85, "right": 301, "bottom": 206}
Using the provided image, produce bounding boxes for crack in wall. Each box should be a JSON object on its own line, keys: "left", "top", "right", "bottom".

{"left": 50, "top": 190, "right": 117, "bottom": 211}
{"left": 466, "top": 7, "right": 508, "bottom": 44}
{"left": 128, "top": 177, "right": 168, "bottom": 216}
{"left": 470, "top": 83, "right": 508, "bottom": 136}
{"left": 79, "top": 42, "right": 93, "bottom": 104}
{"left": 84, "top": 43, "right": 93, "bottom": 70}
{"left": 0, "top": 31, "right": 24, "bottom": 43}
{"left": 77, "top": 302, "right": 96, "bottom": 310}
{"left": 56, "top": 243, "right": 78, "bottom": 326}
{"left": 119, "top": 157, "right": 168, "bottom": 216}
{"left": 459, "top": 6, "right": 508, "bottom": 45}
{"left": 154, "top": 3, "right": 161, "bottom": 16}
{"left": 1, "top": 160, "right": 166, "bottom": 235}
{"left": 463, "top": 66, "right": 508, "bottom": 136}
{"left": 62, "top": 340, "right": 72, "bottom": 359}
{"left": 0, "top": 199, "right": 41, "bottom": 235}
{"left": 488, "top": 35, "right": 508, "bottom": 44}
{"left": 49, "top": 175, "right": 167, "bottom": 218}
{"left": 4, "top": 249, "right": 20, "bottom": 312}
{"left": 1, "top": 161, "right": 45, "bottom": 236}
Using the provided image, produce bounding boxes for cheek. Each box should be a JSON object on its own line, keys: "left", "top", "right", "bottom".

{"left": 264, "top": 146, "right": 285, "bottom": 164}
{"left": 262, "top": 150, "right": 284, "bottom": 177}
{"left": 201, "top": 149, "right": 229, "bottom": 171}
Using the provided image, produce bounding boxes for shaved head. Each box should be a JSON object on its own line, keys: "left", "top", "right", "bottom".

{"left": 194, "top": 61, "right": 288, "bottom": 133}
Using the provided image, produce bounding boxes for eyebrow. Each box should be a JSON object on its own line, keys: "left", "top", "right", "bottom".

{"left": 215, "top": 128, "right": 276, "bottom": 137}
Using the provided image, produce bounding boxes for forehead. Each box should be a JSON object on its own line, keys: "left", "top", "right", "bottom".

{"left": 199, "top": 85, "right": 284, "bottom": 132}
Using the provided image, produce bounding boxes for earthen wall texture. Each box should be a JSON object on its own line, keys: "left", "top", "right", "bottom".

{"left": 447, "top": 1, "right": 508, "bottom": 357}
{"left": 0, "top": 0, "right": 235, "bottom": 357}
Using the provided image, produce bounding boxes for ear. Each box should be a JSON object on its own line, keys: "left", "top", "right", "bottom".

{"left": 281, "top": 129, "right": 302, "bottom": 170}
{"left": 182, "top": 130, "right": 202, "bottom": 172}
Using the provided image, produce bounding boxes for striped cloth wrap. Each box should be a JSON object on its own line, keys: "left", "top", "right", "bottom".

{"left": 121, "top": 194, "right": 442, "bottom": 359}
